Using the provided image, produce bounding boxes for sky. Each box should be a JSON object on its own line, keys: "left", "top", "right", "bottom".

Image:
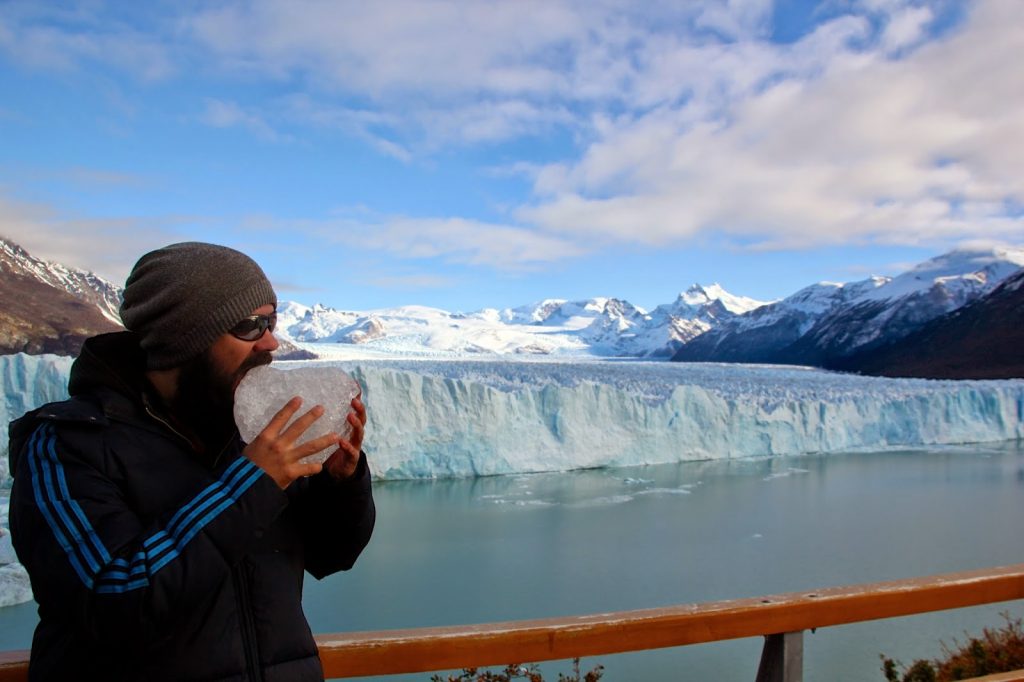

{"left": 1, "top": 0, "right": 1022, "bottom": 313}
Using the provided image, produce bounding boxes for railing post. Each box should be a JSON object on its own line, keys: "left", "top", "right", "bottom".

{"left": 755, "top": 631, "right": 803, "bottom": 682}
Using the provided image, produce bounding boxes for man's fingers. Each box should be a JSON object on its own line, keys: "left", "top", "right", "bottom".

{"left": 347, "top": 411, "right": 364, "bottom": 443}
{"left": 351, "top": 397, "right": 366, "bottom": 426}
{"left": 280, "top": 404, "right": 325, "bottom": 443}
{"left": 248, "top": 394, "right": 364, "bottom": 487}
{"left": 299, "top": 432, "right": 341, "bottom": 458}
{"left": 325, "top": 441, "right": 359, "bottom": 479}
{"left": 261, "top": 396, "right": 303, "bottom": 437}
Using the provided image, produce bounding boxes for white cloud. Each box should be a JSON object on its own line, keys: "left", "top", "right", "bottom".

{"left": 187, "top": 0, "right": 582, "bottom": 97}
{"left": 234, "top": 207, "right": 589, "bottom": 271}
{"left": 2, "top": 0, "right": 1020, "bottom": 270}
{"left": 0, "top": 192, "right": 179, "bottom": 284}
{"left": 325, "top": 215, "right": 590, "bottom": 270}
{"left": 279, "top": 95, "right": 411, "bottom": 161}
{"left": 0, "top": 2, "right": 174, "bottom": 80}
{"left": 695, "top": 0, "right": 774, "bottom": 39}
{"left": 200, "top": 98, "right": 289, "bottom": 142}
{"left": 520, "top": 0, "right": 1024, "bottom": 250}
{"left": 182, "top": 1, "right": 840, "bottom": 148}
{"left": 414, "top": 101, "right": 576, "bottom": 146}
{"left": 880, "top": 5, "right": 935, "bottom": 52}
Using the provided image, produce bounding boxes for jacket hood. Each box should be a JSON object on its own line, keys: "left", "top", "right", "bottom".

{"left": 8, "top": 333, "right": 148, "bottom": 479}
{"left": 68, "top": 331, "right": 149, "bottom": 400}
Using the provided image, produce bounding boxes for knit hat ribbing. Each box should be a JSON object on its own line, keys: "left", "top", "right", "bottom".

{"left": 119, "top": 242, "right": 277, "bottom": 369}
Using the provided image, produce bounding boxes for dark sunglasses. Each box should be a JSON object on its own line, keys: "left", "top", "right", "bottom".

{"left": 228, "top": 313, "right": 277, "bottom": 341}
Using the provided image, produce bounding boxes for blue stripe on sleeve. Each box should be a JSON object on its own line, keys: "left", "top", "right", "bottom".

{"left": 147, "top": 461, "right": 265, "bottom": 575}
{"left": 24, "top": 423, "right": 268, "bottom": 594}
{"left": 26, "top": 425, "right": 96, "bottom": 589}
{"left": 44, "top": 432, "right": 111, "bottom": 566}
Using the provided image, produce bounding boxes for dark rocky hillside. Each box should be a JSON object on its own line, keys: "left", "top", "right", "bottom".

{"left": 1, "top": 235, "right": 317, "bottom": 360}
{"left": 827, "top": 268, "right": 1024, "bottom": 379}
{"left": 0, "top": 268, "right": 123, "bottom": 355}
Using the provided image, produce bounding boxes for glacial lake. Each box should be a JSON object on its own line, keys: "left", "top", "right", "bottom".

{"left": 2, "top": 443, "right": 1023, "bottom": 680}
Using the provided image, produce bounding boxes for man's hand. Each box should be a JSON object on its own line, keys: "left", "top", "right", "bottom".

{"left": 242, "top": 397, "right": 339, "bottom": 489}
{"left": 324, "top": 396, "right": 366, "bottom": 480}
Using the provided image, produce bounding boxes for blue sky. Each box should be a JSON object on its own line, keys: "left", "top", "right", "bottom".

{"left": 1, "top": 0, "right": 1021, "bottom": 313}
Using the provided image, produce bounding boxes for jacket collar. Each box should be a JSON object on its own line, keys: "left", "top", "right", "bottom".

{"left": 69, "top": 332, "right": 238, "bottom": 462}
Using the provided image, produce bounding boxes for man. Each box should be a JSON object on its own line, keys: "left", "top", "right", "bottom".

{"left": 8, "top": 242, "right": 375, "bottom": 681}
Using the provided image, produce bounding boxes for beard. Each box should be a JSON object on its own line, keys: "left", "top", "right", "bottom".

{"left": 171, "top": 348, "right": 273, "bottom": 451}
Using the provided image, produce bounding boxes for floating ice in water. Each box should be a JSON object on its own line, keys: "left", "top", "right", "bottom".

{"left": 763, "top": 468, "right": 810, "bottom": 481}
{"left": 0, "top": 528, "right": 32, "bottom": 607}
{"left": 0, "top": 564, "right": 32, "bottom": 608}
{"left": 234, "top": 365, "right": 361, "bottom": 464}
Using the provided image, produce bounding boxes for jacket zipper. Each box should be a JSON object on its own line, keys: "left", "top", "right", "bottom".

{"left": 143, "top": 403, "right": 234, "bottom": 468}
{"left": 146, "top": 398, "right": 261, "bottom": 677}
{"left": 143, "top": 404, "right": 195, "bottom": 449}
{"left": 233, "top": 562, "right": 263, "bottom": 681}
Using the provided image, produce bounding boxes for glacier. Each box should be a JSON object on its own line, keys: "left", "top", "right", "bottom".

{"left": 3, "top": 353, "right": 1023, "bottom": 482}
{"left": 1, "top": 354, "right": 74, "bottom": 483}
{"left": 336, "top": 359, "right": 1024, "bottom": 478}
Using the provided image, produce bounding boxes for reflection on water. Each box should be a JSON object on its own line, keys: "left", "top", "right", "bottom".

{"left": 3, "top": 443, "right": 1023, "bottom": 681}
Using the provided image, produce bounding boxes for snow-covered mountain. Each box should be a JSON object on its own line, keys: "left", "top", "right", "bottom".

{"left": 672, "top": 277, "right": 890, "bottom": 363}
{"left": 277, "top": 284, "right": 767, "bottom": 358}
{"left": 829, "top": 267, "right": 1024, "bottom": 379}
{"left": 674, "top": 246, "right": 1024, "bottom": 366}
{"left": 0, "top": 237, "right": 123, "bottom": 324}
{"left": 642, "top": 284, "right": 767, "bottom": 353}
{"left": 0, "top": 236, "right": 124, "bottom": 355}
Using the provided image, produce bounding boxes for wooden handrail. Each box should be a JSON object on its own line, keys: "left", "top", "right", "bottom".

{"left": 315, "top": 563, "right": 1024, "bottom": 677}
{"left": 1, "top": 564, "right": 1022, "bottom": 681}
{"left": 0, "top": 652, "right": 27, "bottom": 682}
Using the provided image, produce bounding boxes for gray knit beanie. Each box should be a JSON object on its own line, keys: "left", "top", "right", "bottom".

{"left": 119, "top": 242, "right": 278, "bottom": 369}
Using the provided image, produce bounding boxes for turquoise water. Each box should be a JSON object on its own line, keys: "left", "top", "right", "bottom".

{"left": 3, "top": 443, "right": 1023, "bottom": 680}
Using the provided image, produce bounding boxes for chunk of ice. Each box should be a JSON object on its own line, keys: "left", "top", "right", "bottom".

{"left": 234, "top": 365, "right": 361, "bottom": 464}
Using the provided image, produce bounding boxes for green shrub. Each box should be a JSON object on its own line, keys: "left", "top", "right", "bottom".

{"left": 882, "top": 613, "right": 1024, "bottom": 681}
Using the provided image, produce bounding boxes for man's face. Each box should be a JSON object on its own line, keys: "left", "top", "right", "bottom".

{"left": 171, "top": 304, "right": 278, "bottom": 441}
{"left": 207, "top": 303, "right": 280, "bottom": 392}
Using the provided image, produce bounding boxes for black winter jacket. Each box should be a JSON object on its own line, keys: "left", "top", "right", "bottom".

{"left": 8, "top": 332, "right": 375, "bottom": 681}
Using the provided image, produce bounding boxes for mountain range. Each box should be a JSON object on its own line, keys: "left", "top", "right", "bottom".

{"left": 1, "top": 234, "right": 1021, "bottom": 377}
{"left": 277, "top": 284, "right": 766, "bottom": 358}
{"left": 671, "top": 246, "right": 1024, "bottom": 376}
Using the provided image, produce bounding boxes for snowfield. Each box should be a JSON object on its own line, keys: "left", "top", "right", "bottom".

{"left": 276, "top": 283, "right": 768, "bottom": 358}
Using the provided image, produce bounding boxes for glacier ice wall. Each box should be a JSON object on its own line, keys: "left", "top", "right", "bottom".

{"left": 340, "top": 360, "right": 1024, "bottom": 479}
{"left": 1, "top": 354, "right": 73, "bottom": 482}
{"left": 1, "top": 354, "right": 72, "bottom": 607}
{"left": 1, "top": 353, "right": 1022, "bottom": 482}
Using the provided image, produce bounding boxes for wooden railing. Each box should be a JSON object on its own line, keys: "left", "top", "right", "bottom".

{"left": 1, "top": 564, "right": 1023, "bottom": 681}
